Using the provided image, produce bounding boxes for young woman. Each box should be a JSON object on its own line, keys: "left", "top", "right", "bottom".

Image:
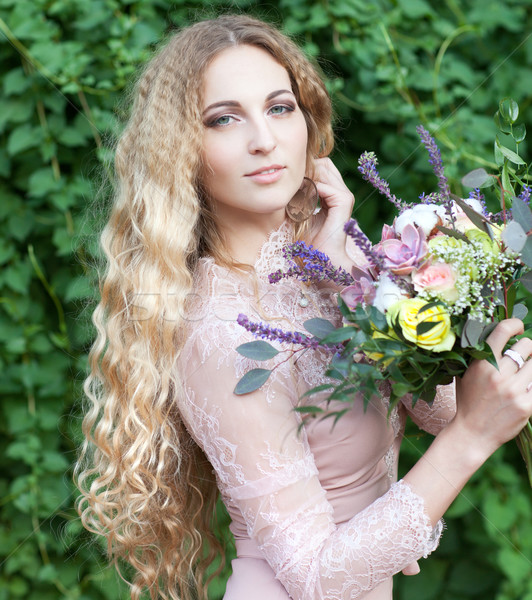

{"left": 76, "top": 14, "right": 532, "bottom": 600}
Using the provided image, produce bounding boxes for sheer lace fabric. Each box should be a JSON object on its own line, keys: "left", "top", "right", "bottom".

{"left": 177, "top": 221, "right": 456, "bottom": 599}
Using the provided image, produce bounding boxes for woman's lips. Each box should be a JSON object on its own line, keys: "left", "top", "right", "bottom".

{"left": 244, "top": 165, "right": 285, "bottom": 184}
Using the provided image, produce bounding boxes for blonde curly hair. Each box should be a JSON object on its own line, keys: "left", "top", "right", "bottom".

{"left": 75, "top": 14, "right": 333, "bottom": 600}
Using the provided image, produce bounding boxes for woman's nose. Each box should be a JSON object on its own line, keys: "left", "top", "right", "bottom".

{"left": 248, "top": 118, "right": 277, "bottom": 154}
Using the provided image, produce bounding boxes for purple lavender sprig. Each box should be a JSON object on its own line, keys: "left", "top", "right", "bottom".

{"left": 518, "top": 185, "right": 531, "bottom": 204}
{"left": 358, "top": 151, "right": 404, "bottom": 210}
{"left": 419, "top": 191, "right": 445, "bottom": 205}
{"left": 416, "top": 125, "right": 454, "bottom": 225}
{"left": 468, "top": 188, "right": 489, "bottom": 216}
{"left": 237, "top": 313, "right": 323, "bottom": 349}
{"left": 490, "top": 186, "right": 529, "bottom": 223}
{"left": 269, "top": 241, "right": 354, "bottom": 286}
{"left": 343, "top": 219, "right": 385, "bottom": 271}
{"left": 343, "top": 219, "right": 412, "bottom": 293}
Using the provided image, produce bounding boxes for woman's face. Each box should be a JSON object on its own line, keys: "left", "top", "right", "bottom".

{"left": 201, "top": 44, "right": 308, "bottom": 228}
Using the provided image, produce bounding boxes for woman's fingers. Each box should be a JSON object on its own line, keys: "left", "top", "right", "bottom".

{"left": 401, "top": 561, "right": 420, "bottom": 576}
{"left": 484, "top": 320, "right": 532, "bottom": 390}
{"left": 500, "top": 337, "right": 532, "bottom": 378}
{"left": 313, "top": 158, "right": 354, "bottom": 205}
{"left": 455, "top": 319, "right": 532, "bottom": 450}
{"left": 485, "top": 318, "right": 524, "bottom": 358}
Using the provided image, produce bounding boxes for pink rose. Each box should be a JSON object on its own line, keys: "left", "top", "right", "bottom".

{"left": 453, "top": 209, "right": 476, "bottom": 232}
{"left": 412, "top": 262, "right": 458, "bottom": 302}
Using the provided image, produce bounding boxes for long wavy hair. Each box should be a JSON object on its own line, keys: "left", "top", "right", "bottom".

{"left": 75, "top": 14, "right": 333, "bottom": 600}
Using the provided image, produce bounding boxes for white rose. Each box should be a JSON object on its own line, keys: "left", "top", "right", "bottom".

{"left": 395, "top": 204, "right": 445, "bottom": 236}
{"left": 462, "top": 197, "right": 483, "bottom": 214}
{"left": 373, "top": 274, "right": 409, "bottom": 313}
{"left": 450, "top": 198, "right": 484, "bottom": 231}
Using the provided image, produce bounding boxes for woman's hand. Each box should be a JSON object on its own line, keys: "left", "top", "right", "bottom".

{"left": 453, "top": 318, "right": 532, "bottom": 457}
{"left": 404, "top": 318, "right": 532, "bottom": 529}
{"left": 309, "top": 157, "right": 355, "bottom": 269}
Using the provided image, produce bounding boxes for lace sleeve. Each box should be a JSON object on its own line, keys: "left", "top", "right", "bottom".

{"left": 178, "top": 316, "right": 443, "bottom": 599}
{"left": 403, "top": 382, "right": 457, "bottom": 436}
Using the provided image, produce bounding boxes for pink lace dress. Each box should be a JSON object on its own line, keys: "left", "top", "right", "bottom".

{"left": 177, "top": 221, "right": 456, "bottom": 600}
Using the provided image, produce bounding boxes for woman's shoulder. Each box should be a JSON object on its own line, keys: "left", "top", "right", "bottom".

{"left": 182, "top": 258, "right": 252, "bottom": 348}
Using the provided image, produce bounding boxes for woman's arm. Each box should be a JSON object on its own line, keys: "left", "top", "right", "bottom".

{"left": 178, "top": 317, "right": 443, "bottom": 600}
{"left": 402, "top": 383, "right": 456, "bottom": 436}
{"left": 404, "top": 318, "right": 532, "bottom": 527}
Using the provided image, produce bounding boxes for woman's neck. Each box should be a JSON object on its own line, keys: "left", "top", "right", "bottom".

{"left": 216, "top": 209, "right": 287, "bottom": 266}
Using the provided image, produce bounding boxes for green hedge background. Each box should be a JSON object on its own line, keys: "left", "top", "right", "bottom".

{"left": 1, "top": 0, "right": 531, "bottom": 599}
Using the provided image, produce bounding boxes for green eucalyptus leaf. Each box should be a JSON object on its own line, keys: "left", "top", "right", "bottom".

{"left": 518, "top": 270, "right": 532, "bottom": 293}
{"left": 499, "top": 98, "right": 519, "bottom": 124}
{"left": 236, "top": 341, "right": 279, "bottom": 360}
{"left": 512, "top": 123, "right": 526, "bottom": 143}
{"left": 234, "top": 369, "right": 272, "bottom": 395}
{"left": 461, "top": 168, "right": 491, "bottom": 188}
{"left": 354, "top": 306, "right": 373, "bottom": 334}
{"left": 501, "top": 220, "right": 527, "bottom": 252}
{"left": 519, "top": 236, "right": 532, "bottom": 268}
{"left": 303, "top": 317, "right": 336, "bottom": 339}
{"left": 496, "top": 140, "right": 526, "bottom": 165}
{"left": 512, "top": 303, "right": 528, "bottom": 320}
{"left": 321, "top": 327, "right": 357, "bottom": 344}
{"left": 368, "top": 306, "right": 387, "bottom": 330}
{"left": 436, "top": 225, "right": 471, "bottom": 244}
{"left": 494, "top": 111, "right": 512, "bottom": 134}
{"left": 501, "top": 162, "right": 515, "bottom": 200}
{"left": 461, "top": 318, "right": 486, "bottom": 348}
{"left": 511, "top": 196, "right": 532, "bottom": 231}
{"left": 494, "top": 140, "right": 505, "bottom": 167}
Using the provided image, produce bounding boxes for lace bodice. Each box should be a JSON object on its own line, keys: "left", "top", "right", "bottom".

{"left": 177, "top": 221, "right": 456, "bottom": 600}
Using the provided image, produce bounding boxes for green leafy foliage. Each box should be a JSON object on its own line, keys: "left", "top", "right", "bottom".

{"left": 233, "top": 368, "right": 272, "bottom": 395}
{"left": 1, "top": 0, "right": 531, "bottom": 598}
{"left": 236, "top": 340, "right": 279, "bottom": 360}
{"left": 303, "top": 317, "right": 336, "bottom": 339}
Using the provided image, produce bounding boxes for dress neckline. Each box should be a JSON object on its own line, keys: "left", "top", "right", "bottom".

{"left": 253, "top": 219, "right": 294, "bottom": 277}
{"left": 198, "top": 219, "right": 295, "bottom": 280}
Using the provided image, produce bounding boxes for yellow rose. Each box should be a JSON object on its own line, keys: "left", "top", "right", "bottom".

{"left": 386, "top": 298, "right": 455, "bottom": 352}
{"left": 464, "top": 227, "right": 499, "bottom": 254}
{"left": 427, "top": 235, "right": 462, "bottom": 252}
{"left": 364, "top": 328, "right": 398, "bottom": 364}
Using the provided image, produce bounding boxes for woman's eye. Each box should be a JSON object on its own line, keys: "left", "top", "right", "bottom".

{"left": 269, "top": 104, "right": 294, "bottom": 116}
{"left": 207, "top": 115, "right": 235, "bottom": 127}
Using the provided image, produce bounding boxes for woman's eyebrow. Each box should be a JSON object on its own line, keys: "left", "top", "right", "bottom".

{"left": 202, "top": 89, "right": 294, "bottom": 115}
{"left": 265, "top": 88, "right": 294, "bottom": 101}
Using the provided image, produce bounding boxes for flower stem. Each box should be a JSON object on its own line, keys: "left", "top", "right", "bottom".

{"left": 516, "top": 419, "right": 532, "bottom": 488}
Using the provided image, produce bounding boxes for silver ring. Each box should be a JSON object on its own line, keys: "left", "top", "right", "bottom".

{"left": 503, "top": 348, "right": 525, "bottom": 370}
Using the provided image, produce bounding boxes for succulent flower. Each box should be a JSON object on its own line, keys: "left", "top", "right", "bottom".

{"left": 340, "top": 266, "right": 376, "bottom": 308}
{"left": 378, "top": 223, "right": 429, "bottom": 276}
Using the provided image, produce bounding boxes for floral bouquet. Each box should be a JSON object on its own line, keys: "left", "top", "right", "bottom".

{"left": 235, "top": 98, "right": 532, "bottom": 486}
